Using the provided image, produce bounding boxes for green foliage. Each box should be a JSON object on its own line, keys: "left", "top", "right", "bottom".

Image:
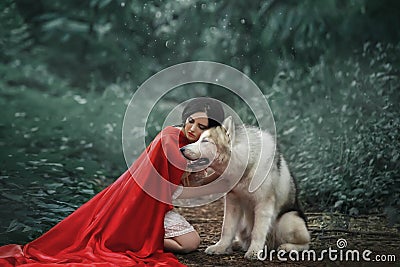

{"left": 4, "top": 0, "right": 400, "bottom": 88}
{"left": 269, "top": 43, "right": 400, "bottom": 217}
{"left": 0, "top": 60, "right": 129, "bottom": 244}
{"left": 0, "top": 0, "right": 33, "bottom": 61}
{"left": 0, "top": 61, "right": 127, "bottom": 177}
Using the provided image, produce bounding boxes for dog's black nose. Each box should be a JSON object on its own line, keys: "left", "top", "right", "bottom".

{"left": 180, "top": 147, "right": 185, "bottom": 153}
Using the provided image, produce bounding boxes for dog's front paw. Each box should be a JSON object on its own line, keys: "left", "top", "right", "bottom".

{"left": 277, "top": 243, "right": 308, "bottom": 252}
{"left": 244, "top": 248, "right": 260, "bottom": 260}
{"left": 205, "top": 243, "right": 232, "bottom": 255}
{"left": 277, "top": 243, "right": 292, "bottom": 252}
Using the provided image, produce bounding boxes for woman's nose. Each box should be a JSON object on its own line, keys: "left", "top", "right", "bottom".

{"left": 190, "top": 124, "right": 196, "bottom": 131}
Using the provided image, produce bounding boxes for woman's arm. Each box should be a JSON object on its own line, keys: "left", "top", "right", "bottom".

{"left": 181, "top": 169, "right": 220, "bottom": 187}
{"left": 176, "top": 175, "right": 233, "bottom": 199}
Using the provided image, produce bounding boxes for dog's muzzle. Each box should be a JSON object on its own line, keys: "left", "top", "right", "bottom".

{"left": 187, "top": 157, "right": 210, "bottom": 168}
{"left": 180, "top": 148, "right": 210, "bottom": 168}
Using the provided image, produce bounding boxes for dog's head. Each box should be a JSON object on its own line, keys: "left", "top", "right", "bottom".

{"left": 180, "top": 116, "right": 234, "bottom": 173}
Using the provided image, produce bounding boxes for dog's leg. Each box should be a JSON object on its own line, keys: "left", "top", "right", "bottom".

{"left": 205, "top": 192, "right": 242, "bottom": 255}
{"left": 244, "top": 197, "right": 275, "bottom": 259}
{"left": 232, "top": 202, "right": 253, "bottom": 252}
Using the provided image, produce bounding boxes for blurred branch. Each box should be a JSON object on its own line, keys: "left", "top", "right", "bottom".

{"left": 14, "top": 0, "right": 45, "bottom": 46}
{"left": 80, "top": 2, "right": 99, "bottom": 63}
{"left": 14, "top": 0, "right": 45, "bottom": 24}
{"left": 258, "top": 0, "right": 290, "bottom": 17}
{"left": 259, "top": 0, "right": 283, "bottom": 16}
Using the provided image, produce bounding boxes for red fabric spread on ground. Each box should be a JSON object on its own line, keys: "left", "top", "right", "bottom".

{"left": 0, "top": 126, "right": 189, "bottom": 266}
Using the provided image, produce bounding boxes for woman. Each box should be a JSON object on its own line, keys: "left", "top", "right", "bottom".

{"left": 164, "top": 97, "right": 225, "bottom": 254}
{"left": 0, "top": 97, "right": 228, "bottom": 267}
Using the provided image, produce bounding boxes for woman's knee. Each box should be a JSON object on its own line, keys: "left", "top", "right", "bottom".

{"left": 176, "top": 231, "right": 201, "bottom": 253}
{"left": 185, "top": 232, "right": 201, "bottom": 252}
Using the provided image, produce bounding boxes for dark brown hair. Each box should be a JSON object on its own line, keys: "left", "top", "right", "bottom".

{"left": 181, "top": 97, "right": 225, "bottom": 128}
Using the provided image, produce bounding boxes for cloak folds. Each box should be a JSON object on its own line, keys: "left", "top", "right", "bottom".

{"left": 0, "top": 126, "right": 190, "bottom": 266}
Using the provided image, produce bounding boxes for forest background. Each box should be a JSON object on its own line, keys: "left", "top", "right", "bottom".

{"left": 0, "top": 0, "right": 399, "bottom": 245}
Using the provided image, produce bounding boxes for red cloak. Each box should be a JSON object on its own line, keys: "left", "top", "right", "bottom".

{"left": 0, "top": 126, "right": 190, "bottom": 266}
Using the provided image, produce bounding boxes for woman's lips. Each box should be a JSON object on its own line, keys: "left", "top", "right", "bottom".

{"left": 188, "top": 132, "right": 196, "bottom": 138}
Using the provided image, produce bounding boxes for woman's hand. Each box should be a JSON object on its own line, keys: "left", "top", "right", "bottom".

{"left": 181, "top": 169, "right": 220, "bottom": 187}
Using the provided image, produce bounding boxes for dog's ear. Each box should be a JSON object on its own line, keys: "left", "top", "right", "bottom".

{"left": 222, "top": 116, "right": 235, "bottom": 141}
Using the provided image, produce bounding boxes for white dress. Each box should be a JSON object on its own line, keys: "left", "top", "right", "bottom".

{"left": 164, "top": 185, "right": 195, "bottom": 238}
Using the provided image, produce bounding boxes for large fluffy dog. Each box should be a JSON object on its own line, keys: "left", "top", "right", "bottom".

{"left": 180, "top": 117, "right": 310, "bottom": 259}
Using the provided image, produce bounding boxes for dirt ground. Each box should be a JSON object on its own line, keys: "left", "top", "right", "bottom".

{"left": 174, "top": 200, "right": 399, "bottom": 267}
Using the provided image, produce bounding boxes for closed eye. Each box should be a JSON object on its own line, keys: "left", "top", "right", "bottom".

{"left": 201, "top": 139, "right": 215, "bottom": 145}
{"left": 199, "top": 124, "right": 207, "bottom": 130}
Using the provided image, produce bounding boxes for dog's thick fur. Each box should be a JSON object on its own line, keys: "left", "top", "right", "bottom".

{"left": 180, "top": 117, "right": 310, "bottom": 259}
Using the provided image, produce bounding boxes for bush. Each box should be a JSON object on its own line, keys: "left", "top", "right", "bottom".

{"left": 269, "top": 43, "right": 399, "bottom": 217}
{"left": 0, "top": 60, "right": 129, "bottom": 244}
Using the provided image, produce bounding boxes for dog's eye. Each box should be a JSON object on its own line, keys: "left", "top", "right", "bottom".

{"left": 201, "top": 139, "right": 215, "bottom": 145}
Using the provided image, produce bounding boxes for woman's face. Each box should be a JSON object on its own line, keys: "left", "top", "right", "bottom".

{"left": 183, "top": 112, "right": 208, "bottom": 142}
